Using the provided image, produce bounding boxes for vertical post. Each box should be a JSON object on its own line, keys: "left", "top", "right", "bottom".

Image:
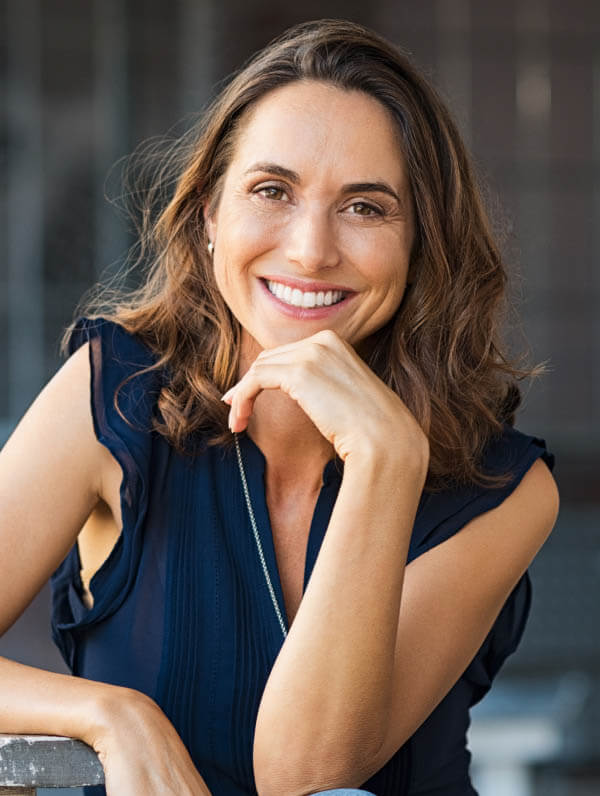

{"left": 593, "top": 34, "right": 600, "bottom": 445}
{"left": 434, "top": 0, "right": 473, "bottom": 146}
{"left": 93, "top": 0, "right": 130, "bottom": 283}
{"left": 515, "top": 0, "right": 552, "bottom": 420}
{"left": 6, "top": 0, "right": 44, "bottom": 421}
{"left": 178, "top": 0, "right": 216, "bottom": 118}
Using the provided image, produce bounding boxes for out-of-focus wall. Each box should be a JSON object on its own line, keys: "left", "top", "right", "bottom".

{"left": 1, "top": 1, "right": 598, "bottom": 793}
{"left": 2, "top": 0, "right": 597, "bottom": 492}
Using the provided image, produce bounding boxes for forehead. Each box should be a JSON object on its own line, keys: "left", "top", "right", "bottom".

{"left": 229, "top": 80, "right": 407, "bottom": 187}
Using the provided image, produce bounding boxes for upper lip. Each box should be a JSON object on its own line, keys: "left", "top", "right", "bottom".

{"left": 261, "top": 275, "right": 356, "bottom": 293}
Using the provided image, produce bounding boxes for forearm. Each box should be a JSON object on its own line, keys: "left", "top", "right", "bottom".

{"left": 253, "top": 450, "right": 427, "bottom": 792}
{"left": 0, "top": 655, "right": 213, "bottom": 794}
{"left": 0, "top": 654, "right": 121, "bottom": 744}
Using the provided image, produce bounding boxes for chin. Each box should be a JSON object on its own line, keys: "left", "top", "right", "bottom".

{"left": 263, "top": 329, "right": 313, "bottom": 347}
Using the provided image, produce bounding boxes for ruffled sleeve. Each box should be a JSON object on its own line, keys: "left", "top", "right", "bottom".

{"left": 408, "top": 423, "right": 555, "bottom": 705}
{"left": 50, "top": 317, "right": 161, "bottom": 672}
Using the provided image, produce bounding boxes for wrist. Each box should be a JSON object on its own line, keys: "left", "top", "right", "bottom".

{"left": 82, "top": 683, "right": 152, "bottom": 749}
{"left": 344, "top": 433, "right": 429, "bottom": 485}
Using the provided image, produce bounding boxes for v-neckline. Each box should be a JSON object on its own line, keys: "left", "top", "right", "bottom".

{"left": 237, "top": 432, "right": 343, "bottom": 635}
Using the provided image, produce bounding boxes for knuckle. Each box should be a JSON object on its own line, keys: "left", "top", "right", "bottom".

{"left": 295, "top": 359, "right": 315, "bottom": 379}
{"left": 302, "top": 345, "right": 321, "bottom": 364}
{"left": 314, "top": 328, "right": 339, "bottom": 346}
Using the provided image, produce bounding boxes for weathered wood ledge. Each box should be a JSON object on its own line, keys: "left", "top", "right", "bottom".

{"left": 0, "top": 734, "right": 104, "bottom": 794}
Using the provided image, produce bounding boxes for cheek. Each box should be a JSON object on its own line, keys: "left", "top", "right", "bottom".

{"left": 345, "top": 240, "right": 411, "bottom": 296}
{"left": 219, "top": 202, "right": 283, "bottom": 258}
{"left": 212, "top": 219, "right": 277, "bottom": 302}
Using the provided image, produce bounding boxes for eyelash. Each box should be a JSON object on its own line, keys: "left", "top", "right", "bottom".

{"left": 349, "top": 202, "right": 384, "bottom": 217}
{"left": 255, "top": 185, "right": 288, "bottom": 201}
{"left": 252, "top": 184, "right": 385, "bottom": 217}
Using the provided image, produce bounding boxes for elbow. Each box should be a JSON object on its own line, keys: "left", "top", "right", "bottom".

{"left": 252, "top": 692, "right": 385, "bottom": 794}
{"left": 253, "top": 734, "right": 380, "bottom": 796}
{"left": 253, "top": 741, "right": 322, "bottom": 796}
{"left": 254, "top": 768, "right": 367, "bottom": 796}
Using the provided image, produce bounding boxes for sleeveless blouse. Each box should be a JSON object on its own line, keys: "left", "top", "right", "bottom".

{"left": 50, "top": 317, "right": 556, "bottom": 796}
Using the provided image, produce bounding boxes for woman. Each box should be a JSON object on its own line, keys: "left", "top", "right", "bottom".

{"left": 0, "top": 18, "right": 558, "bottom": 796}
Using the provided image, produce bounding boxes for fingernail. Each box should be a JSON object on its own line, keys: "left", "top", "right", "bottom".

{"left": 221, "top": 388, "right": 234, "bottom": 403}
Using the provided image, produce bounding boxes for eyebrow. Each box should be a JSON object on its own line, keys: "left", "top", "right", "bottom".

{"left": 243, "top": 161, "right": 404, "bottom": 206}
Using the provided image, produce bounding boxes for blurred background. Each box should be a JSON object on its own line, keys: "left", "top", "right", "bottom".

{"left": 0, "top": 0, "right": 598, "bottom": 794}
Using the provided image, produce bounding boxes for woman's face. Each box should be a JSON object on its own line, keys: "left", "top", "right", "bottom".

{"left": 205, "top": 80, "right": 416, "bottom": 363}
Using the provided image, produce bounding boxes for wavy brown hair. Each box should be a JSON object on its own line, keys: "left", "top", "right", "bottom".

{"left": 63, "top": 18, "right": 544, "bottom": 492}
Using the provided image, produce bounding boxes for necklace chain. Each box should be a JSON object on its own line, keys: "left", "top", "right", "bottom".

{"left": 234, "top": 433, "right": 288, "bottom": 639}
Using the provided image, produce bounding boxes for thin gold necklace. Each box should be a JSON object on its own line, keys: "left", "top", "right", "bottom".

{"left": 234, "top": 433, "right": 288, "bottom": 640}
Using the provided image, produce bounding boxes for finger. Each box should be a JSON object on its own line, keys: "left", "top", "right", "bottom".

{"left": 222, "top": 330, "right": 350, "bottom": 405}
{"left": 221, "top": 349, "right": 303, "bottom": 404}
{"left": 228, "top": 343, "right": 365, "bottom": 433}
{"left": 221, "top": 387, "right": 235, "bottom": 404}
{"left": 227, "top": 364, "right": 282, "bottom": 432}
{"left": 222, "top": 346, "right": 316, "bottom": 407}
{"left": 255, "top": 328, "right": 345, "bottom": 360}
{"left": 228, "top": 361, "right": 300, "bottom": 432}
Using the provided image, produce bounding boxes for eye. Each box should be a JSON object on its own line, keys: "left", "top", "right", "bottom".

{"left": 253, "top": 184, "right": 289, "bottom": 201}
{"left": 346, "top": 201, "right": 384, "bottom": 217}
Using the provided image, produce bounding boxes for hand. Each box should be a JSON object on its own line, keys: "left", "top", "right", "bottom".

{"left": 89, "top": 687, "right": 212, "bottom": 795}
{"left": 222, "top": 330, "right": 429, "bottom": 468}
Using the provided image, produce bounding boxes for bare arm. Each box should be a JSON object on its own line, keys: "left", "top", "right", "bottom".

{"left": 253, "top": 454, "right": 558, "bottom": 795}
{"left": 0, "top": 343, "right": 106, "bottom": 634}
{"left": 253, "top": 447, "right": 426, "bottom": 793}
{"left": 221, "top": 330, "right": 559, "bottom": 795}
{"left": 0, "top": 342, "right": 211, "bottom": 795}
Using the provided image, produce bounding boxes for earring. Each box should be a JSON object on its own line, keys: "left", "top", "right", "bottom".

{"left": 207, "top": 241, "right": 214, "bottom": 256}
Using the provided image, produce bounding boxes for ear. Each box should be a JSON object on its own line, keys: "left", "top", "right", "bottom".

{"left": 203, "top": 204, "right": 217, "bottom": 245}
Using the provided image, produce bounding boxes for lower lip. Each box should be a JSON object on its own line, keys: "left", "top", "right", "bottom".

{"left": 259, "top": 279, "right": 355, "bottom": 320}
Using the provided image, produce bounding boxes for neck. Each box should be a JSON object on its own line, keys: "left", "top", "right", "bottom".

{"left": 245, "top": 391, "right": 335, "bottom": 499}
{"left": 237, "top": 333, "right": 336, "bottom": 498}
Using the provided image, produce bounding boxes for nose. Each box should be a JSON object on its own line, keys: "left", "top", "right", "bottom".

{"left": 283, "top": 204, "right": 341, "bottom": 273}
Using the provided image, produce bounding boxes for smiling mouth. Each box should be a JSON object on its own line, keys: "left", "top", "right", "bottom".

{"left": 264, "top": 279, "right": 347, "bottom": 309}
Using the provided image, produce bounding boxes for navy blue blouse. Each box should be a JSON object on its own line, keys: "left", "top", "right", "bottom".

{"left": 50, "top": 317, "right": 555, "bottom": 796}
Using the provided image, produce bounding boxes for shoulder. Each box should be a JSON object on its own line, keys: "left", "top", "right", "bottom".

{"left": 66, "top": 316, "right": 162, "bottom": 432}
{"left": 452, "top": 455, "right": 558, "bottom": 574}
{"left": 481, "top": 422, "right": 555, "bottom": 478}
{"left": 514, "top": 455, "right": 559, "bottom": 524}
{"left": 63, "top": 317, "right": 164, "bottom": 508}
{"left": 410, "top": 423, "right": 558, "bottom": 560}
{"left": 481, "top": 423, "right": 559, "bottom": 537}
{"left": 66, "top": 316, "right": 157, "bottom": 372}
{"left": 6, "top": 335, "right": 109, "bottom": 501}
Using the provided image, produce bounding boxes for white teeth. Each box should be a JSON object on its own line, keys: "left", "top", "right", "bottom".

{"left": 274, "top": 282, "right": 286, "bottom": 301}
{"left": 266, "top": 280, "right": 346, "bottom": 309}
